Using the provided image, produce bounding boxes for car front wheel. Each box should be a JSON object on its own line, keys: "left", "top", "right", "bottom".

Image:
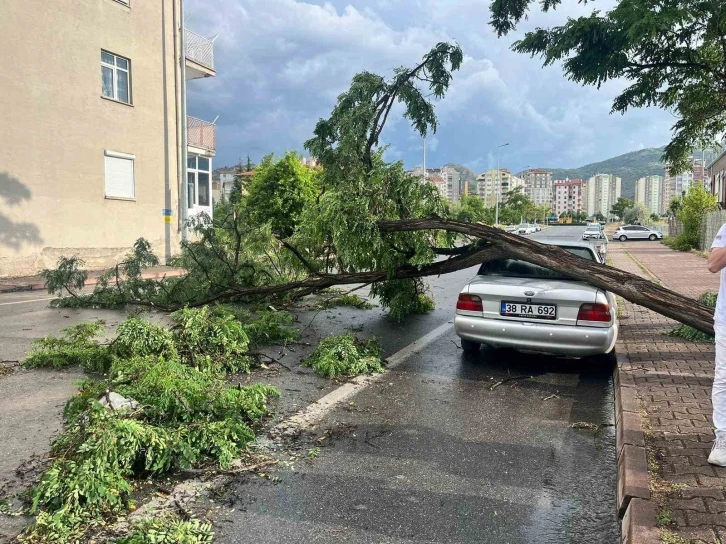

{"left": 619, "top": 235, "right": 627, "bottom": 242}
{"left": 460, "top": 339, "right": 480, "bottom": 354}
{"left": 649, "top": 234, "right": 657, "bottom": 241}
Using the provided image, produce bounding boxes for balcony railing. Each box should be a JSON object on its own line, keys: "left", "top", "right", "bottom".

{"left": 185, "top": 28, "right": 215, "bottom": 71}
{"left": 187, "top": 116, "right": 216, "bottom": 153}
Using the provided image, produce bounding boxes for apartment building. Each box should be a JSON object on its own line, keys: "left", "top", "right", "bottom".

{"left": 519, "top": 169, "right": 553, "bottom": 207}
{"left": 475, "top": 169, "right": 524, "bottom": 207}
{"left": 0, "top": 0, "right": 217, "bottom": 276}
{"left": 411, "top": 166, "right": 462, "bottom": 202}
{"left": 553, "top": 179, "right": 584, "bottom": 216}
{"left": 708, "top": 143, "right": 726, "bottom": 208}
{"left": 585, "top": 174, "right": 621, "bottom": 218}
{"left": 634, "top": 175, "right": 664, "bottom": 215}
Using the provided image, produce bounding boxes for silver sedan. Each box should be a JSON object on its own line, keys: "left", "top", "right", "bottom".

{"left": 454, "top": 240, "right": 618, "bottom": 359}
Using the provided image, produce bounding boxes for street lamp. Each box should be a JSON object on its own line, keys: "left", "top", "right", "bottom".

{"left": 495, "top": 142, "right": 510, "bottom": 227}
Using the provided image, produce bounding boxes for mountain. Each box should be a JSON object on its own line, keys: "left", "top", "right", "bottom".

{"left": 445, "top": 163, "right": 478, "bottom": 184}
{"left": 547, "top": 147, "right": 666, "bottom": 199}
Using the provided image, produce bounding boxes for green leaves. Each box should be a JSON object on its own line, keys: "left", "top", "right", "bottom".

{"left": 246, "top": 152, "right": 321, "bottom": 238}
{"left": 23, "top": 321, "right": 112, "bottom": 373}
{"left": 498, "top": 0, "right": 726, "bottom": 171}
{"left": 118, "top": 515, "right": 214, "bottom": 543}
{"left": 303, "top": 334, "right": 384, "bottom": 378}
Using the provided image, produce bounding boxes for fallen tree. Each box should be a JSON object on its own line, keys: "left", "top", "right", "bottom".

{"left": 40, "top": 42, "right": 715, "bottom": 335}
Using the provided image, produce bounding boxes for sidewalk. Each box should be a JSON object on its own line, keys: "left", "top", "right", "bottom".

{"left": 610, "top": 241, "right": 724, "bottom": 543}
{"left": 0, "top": 266, "right": 185, "bottom": 293}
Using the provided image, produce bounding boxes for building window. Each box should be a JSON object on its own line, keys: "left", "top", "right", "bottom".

{"left": 102, "top": 51, "right": 131, "bottom": 104}
{"left": 104, "top": 150, "right": 135, "bottom": 199}
{"left": 187, "top": 154, "right": 211, "bottom": 209}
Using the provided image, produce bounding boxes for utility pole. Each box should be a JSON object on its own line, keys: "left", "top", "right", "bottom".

{"left": 423, "top": 135, "right": 427, "bottom": 181}
{"left": 495, "top": 142, "right": 510, "bottom": 227}
{"left": 179, "top": 0, "right": 189, "bottom": 242}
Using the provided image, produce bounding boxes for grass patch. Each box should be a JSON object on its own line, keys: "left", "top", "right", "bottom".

{"left": 303, "top": 333, "right": 384, "bottom": 378}
{"left": 656, "top": 507, "right": 675, "bottom": 527}
{"left": 667, "top": 292, "right": 716, "bottom": 343}
{"left": 660, "top": 529, "right": 688, "bottom": 544}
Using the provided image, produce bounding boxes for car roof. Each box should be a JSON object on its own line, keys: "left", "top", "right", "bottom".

{"left": 535, "top": 238, "right": 598, "bottom": 249}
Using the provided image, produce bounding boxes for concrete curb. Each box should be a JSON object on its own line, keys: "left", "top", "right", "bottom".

{"left": 0, "top": 269, "right": 185, "bottom": 294}
{"left": 614, "top": 347, "right": 658, "bottom": 542}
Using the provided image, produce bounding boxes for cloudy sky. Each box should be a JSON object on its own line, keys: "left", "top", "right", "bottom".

{"left": 185, "top": 0, "right": 674, "bottom": 173}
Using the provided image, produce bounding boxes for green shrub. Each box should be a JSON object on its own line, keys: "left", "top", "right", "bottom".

{"left": 23, "top": 321, "right": 112, "bottom": 373}
{"left": 303, "top": 334, "right": 384, "bottom": 378}
{"left": 117, "top": 515, "right": 214, "bottom": 543}
{"left": 667, "top": 292, "right": 716, "bottom": 342}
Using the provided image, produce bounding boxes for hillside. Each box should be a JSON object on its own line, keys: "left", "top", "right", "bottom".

{"left": 445, "top": 163, "right": 478, "bottom": 184}
{"left": 547, "top": 147, "right": 666, "bottom": 198}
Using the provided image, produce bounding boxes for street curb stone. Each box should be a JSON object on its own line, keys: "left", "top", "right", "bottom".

{"left": 621, "top": 499, "right": 660, "bottom": 544}
{"left": 615, "top": 347, "right": 657, "bottom": 540}
{"left": 0, "top": 269, "right": 185, "bottom": 293}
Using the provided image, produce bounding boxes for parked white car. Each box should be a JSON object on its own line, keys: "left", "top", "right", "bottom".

{"left": 454, "top": 239, "right": 618, "bottom": 359}
{"left": 582, "top": 225, "right": 604, "bottom": 240}
{"left": 612, "top": 225, "right": 663, "bottom": 241}
{"left": 516, "top": 223, "right": 536, "bottom": 235}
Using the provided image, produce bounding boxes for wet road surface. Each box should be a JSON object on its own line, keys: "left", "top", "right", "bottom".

{"left": 212, "top": 225, "right": 619, "bottom": 544}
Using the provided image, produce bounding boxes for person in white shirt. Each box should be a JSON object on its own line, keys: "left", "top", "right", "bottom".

{"left": 707, "top": 224, "right": 726, "bottom": 465}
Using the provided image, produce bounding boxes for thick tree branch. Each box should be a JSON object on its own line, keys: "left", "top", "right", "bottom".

{"left": 378, "top": 218, "right": 714, "bottom": 335}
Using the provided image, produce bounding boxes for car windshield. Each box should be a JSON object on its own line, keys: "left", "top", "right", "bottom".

{"left": 477, "top": 247, "right": 596, "bottom": 279}
{"left": 585, "top": 227, "right": 600, "bottom": 232}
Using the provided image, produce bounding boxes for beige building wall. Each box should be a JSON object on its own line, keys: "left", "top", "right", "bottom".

{"left": 0, "top": 0, "right": 182, "bottom": 276}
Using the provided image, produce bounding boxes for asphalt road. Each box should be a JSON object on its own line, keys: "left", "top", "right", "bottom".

{"left": 211, "top": 224, "right": 619, "bottom": 544}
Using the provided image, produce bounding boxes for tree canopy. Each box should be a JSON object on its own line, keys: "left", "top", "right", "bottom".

{"left": 610, "top": 197, "right": 633, "bottom": 220}
{"left": 490, "top": 0, "right": 726, "bottom": 173}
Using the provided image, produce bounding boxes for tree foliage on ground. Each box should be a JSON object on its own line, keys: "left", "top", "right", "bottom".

{"left": 20, "top": 312, "right": 282, "bottom": 542}
{"left": 490, "top": 0, "right": 726, "bottom": 173}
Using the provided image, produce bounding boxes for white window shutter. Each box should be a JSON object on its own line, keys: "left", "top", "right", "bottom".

{"left": 104, "top": 151, "right": 135, "bottom": 199}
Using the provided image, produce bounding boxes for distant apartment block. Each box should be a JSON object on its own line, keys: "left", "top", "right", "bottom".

{"left": 665, "top": 168, "right": 694, "bottom": 197}
{"left": 475, "top": 169, "right": 524, "bottom": 207}
{"left": 585, "top": 174, "right": 621, "bottom": 218}
{"left": 553, "top": 179, "right": 584, "bottom": 216}
{"left": 634, "top": 175, "right": 664, "bottom": 215}
{"left": 708, "top": 142, "right": 726, "bottom": 208}
{"left": 519, "top": 169, "right": 553, "bottom": 208}
{"left": 410, "top": 166, "right": 462, "bottom": 202}
{"left": 0, "top": 1, "right": 218, "bottom": 276}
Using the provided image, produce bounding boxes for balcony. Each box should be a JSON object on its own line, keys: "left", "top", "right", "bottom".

{"left": 185, "top": 28, "right": 216, "bottom": 79}
{"left": 187, "top": 116, "right": 216, "bottom": 156}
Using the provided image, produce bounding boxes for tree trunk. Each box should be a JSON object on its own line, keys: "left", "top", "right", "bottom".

{"left": 378, "top": 218, "right": 714, "bottom": 335}
{"left": 151, "top": 218, "right": 713, "bottom": 336}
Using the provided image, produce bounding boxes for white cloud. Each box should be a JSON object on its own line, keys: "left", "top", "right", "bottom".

{"left": 185, "top": 0, "right": 672, "bottom": 173}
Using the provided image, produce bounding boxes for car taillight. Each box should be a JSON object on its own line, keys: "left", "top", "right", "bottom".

{"left": 577, "top": 303, "right": 611, "bottom": 323}
{"left": 457, "top": 293, "right": 483, "bottom": 312}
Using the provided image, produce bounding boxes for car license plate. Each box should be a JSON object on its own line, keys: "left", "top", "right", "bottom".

{"left": 500, "top": 301, "right": 556, "bottom": 320}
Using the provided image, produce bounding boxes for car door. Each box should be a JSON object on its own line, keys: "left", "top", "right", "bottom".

{"left": 632, "top": 226, "right": 649, "bottom": 239}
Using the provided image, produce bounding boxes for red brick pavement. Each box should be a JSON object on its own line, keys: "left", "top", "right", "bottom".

{"left": 610, "top": 241, "right": 726, "bottom": 543}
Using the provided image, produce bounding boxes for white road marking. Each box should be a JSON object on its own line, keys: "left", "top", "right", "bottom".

{"left": 272, "top": 320, "right": 454, "bottom": 432}
{"left": 0, "top": 296, "right": 56, "bottom": 306}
